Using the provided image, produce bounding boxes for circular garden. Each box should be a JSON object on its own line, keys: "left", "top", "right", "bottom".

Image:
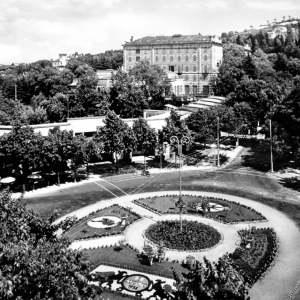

{"left": 145, "top": 220, "right": 222, "bottom": 251}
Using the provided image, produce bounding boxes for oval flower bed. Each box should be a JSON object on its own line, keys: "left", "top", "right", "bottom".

{"left": 145, "top": 220, "right": 222, "bottom": 251}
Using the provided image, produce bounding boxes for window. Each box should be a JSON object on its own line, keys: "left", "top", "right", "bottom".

{"left": 129, "top": 65, "right": 132, "bottom": 70}
{"left": 136, "top": 56, "right": 140, "bottom": 61}
{"left": 185, "top": 55, "right": 189, "bottom": 61}
{"left": 155, "top": 48, "right": 158, "bottom": 54}
{"left": 170, "top": 56, "right": 173, "bottom": 62}
{"left": 155, "top": 56, "right": 159, "bottom": 62}
{"left": 193, "top": 47, "right": 196, "bottom": 53}
{"left": 185, "top": 65, "right": 189, "bottom": 72}
{"left": 204, "top": 65, "right": 208, "bottom": 73}
{"left": 163, "top": 65, "right": 167, "bottom": 70}
{"left": 185, "top": 47, "right": 188, "bottom": 53}
{"left": 163, "top": 56, "right": 166, "bottom": 62}
{"left": 203, "top": 48, "right": 208, "bottom": 54}
{"left": 170, "top": 48, "right": 173, "bottom": 54}
{"left": 193, "top": 65, "right": 197, "bottom": 72}
{"left": 178, "top": 55, "right": 181, "bottom": 62}
{"left": 136, "top": 49, "right": 140, "bottom": 54}
{"left": 128, "top": 50, "right": 131, "bottom": 55}
{"left": 162, "top": 48, "right": 166, "bottom": 54}
{"left": 193, "top": 75, "right": 197, "bottom": 82}
{"left": 193, "top": 55, "right": 197, "bottom": 61}
{"left": 185, "top": 75, "right": 189, "bottom": 81}
{"left": 129, "top": 57, "right": 131, "bottom": 62}
{"left": 204, "top": 54, "right": 208, "bottom": 61}
{"left": 178, "top": 46, "right": 181, "bottom": 53}
{"left": 144, "top": 49, "right": 147, "bottom": 54}
{"left": 169, "top": 66, "right": 175, "bottom": 72}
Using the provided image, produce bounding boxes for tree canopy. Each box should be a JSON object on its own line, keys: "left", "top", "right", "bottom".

{"left": 0, "top": 189, "right": 102, "bottom": 299}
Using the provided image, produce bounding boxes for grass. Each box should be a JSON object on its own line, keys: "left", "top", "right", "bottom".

{"left": 23, "top": 182, "right": 115, "bottom": 219}
{"left": 83, "top": 246, "right": 187, "bottom": 278}
{"left": 65, "top": 205, "right": 140, "bottom": 241}
{"left": 100, "top": 291, "right": 138, "bottom": 300}
{"left": 136, "top": 195, "right": 266, "bottom": 223}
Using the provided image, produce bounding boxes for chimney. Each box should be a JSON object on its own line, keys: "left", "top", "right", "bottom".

{"left": 130, "top": 36, "right": 133, "bottom": 42}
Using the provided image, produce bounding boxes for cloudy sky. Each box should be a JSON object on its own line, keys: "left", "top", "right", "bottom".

{"left": 0, "top": 0, "right": 300, "bottom": 64}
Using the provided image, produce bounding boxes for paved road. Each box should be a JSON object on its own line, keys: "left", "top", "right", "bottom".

{"left": 24, "top": 147, "right": 300, "bottom": 300}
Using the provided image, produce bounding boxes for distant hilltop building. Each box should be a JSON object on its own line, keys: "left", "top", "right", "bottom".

{"left": 51, "top": 52, "right": 84, "bottom": 70}
{"left": 238, "top": 16, "right": 299, "bottom": 40}
{"left": 52, "top": 53, "right": 68, "bottom": 71}
{"left": 123, "top": 34, "right": 223, "bottom": 96}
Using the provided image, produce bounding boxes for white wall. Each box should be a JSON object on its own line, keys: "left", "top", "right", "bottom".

{"left": 0, "top": 111, "right": 191, "bottom": 136}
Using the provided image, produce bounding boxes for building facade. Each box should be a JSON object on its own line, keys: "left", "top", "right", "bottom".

{"left": 52, "top": 53, "right": 68, "bottom": 70}
{"left": 123, "top": 34, "right": 223, "bottom": 96}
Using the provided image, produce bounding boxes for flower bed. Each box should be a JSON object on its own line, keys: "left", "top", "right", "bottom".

{"left": 64, "top": 204, "right": 141, "bottom": 241}
{"left": 145, "top": 220, "right": 222, "bottom": 251}
{"left": 229, "top": 227, "right": 278, "bottom": 284}
{"left": 133, "top": 194, "right": 267, "bottom": 224}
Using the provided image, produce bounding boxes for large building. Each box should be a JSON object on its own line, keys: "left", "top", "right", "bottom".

{"left": 123, "top": 34, "right": 223, "bottom": 96}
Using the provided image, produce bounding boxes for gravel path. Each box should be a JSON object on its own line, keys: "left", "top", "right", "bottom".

{"left": 58, "top": 190, "right": 300, "bottom": 300}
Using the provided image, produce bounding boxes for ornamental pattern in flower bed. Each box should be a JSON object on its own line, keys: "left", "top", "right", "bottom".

{"left": 134, "top": 194, "right": 267, "bottom": 223}
{"left": 145, "top": 220, "right": 222, "bottom": 251}
{"left": 64, "top": 204, "right": 141, "bottom": 241}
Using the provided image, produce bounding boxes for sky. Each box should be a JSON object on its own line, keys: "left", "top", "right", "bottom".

{"left": 0, "top": 0, "right": 300, "bottom": 65}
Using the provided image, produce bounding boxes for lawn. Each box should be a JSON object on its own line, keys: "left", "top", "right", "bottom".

{"left": 23, "top": 182, "right": 115, "bottom": 219}
{"left": 65, "top": 205, "right": 140, "bottom": 241}
{"left": 83, "top": 246, "right": 187, "bottom": 278}
{"left": 135, "top": 195, "right": 266, "bottom": 223}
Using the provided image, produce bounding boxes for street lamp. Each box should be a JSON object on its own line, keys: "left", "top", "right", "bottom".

{"left": 217, "top": 117, "right": 220, "bottom": 167}
{"left": 170, "top": 135, "right": 190, "bottom": 232}
{"left": 269, "top": 119, "right": 274, "bottom": 173}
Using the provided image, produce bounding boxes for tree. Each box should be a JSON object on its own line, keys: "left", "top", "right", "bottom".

{"left": 41, "top": 94, "right": 67, "bottom": 123}
{"left": 142, "top": 243, "right": 156, "bottom": 266}
{"left": 0, "top": 126, "right": 45, "bottom": 193}
{"left": 156, "top": 241, "right": 166, "bottom": 263}
{"left": 0, "top": 189, "right": 102, "bottom": 299}
{"left": 132, "top": 117, "right": 157, "bottom": 159}
{"left": 42, "top": 127, "right": 75, "bottom": 185}
{"left": 172, "top": 255, "right": 250, "bottom": 300}
{"left": 159, "top": 110, "right": 192, "bottom": 151}
{"left": 109, "top": 69, "right": 149, "bottom": 118}
{"left": 216, "top": 43, "right": 246, "bottom": 96}
{"left": 93, "top": 111, "right": 136, "bottom": 163}
{"left": 81, "top": 139, "right": 102, "bottom": 177}
{"left": 129, "top": 60, "right": 171, "bottom": 110}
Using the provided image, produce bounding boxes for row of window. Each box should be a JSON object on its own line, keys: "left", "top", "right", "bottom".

{"left": 129, "top": 47, "right": 209, "bottom": 55}
{"left": 155, "top": 54, "right": 209, "bottom": 62}
{"left": 161, "top": 65, "right": 210, "bottom": 73}
{"left": 128, "top": 55, "right": 209, "bottom": 63}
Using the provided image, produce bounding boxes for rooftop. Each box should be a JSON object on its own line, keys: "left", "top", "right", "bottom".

{"left": 125, "top": 34, "right": 216, "bottom": 46}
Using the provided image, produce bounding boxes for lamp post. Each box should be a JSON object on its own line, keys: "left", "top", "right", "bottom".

{"left": 170, "top": 135, "right": 190, "bottom": 232}
{"left": 217, "top": 117, "right": 220, "bottom": 167}
{"left": 270, "top": 119, "right": 274, "bottom": 173}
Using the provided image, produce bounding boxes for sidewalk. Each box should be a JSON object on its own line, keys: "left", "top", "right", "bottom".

{"left": 20, "top": 146, "right": 243, "bottom": 199}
